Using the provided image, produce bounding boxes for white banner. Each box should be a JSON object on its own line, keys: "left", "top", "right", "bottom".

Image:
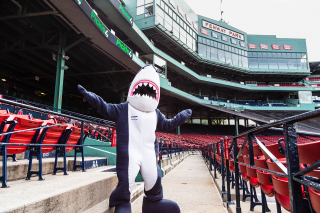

{"left": 202, "top": 20, "right": 244, "bottom": 41}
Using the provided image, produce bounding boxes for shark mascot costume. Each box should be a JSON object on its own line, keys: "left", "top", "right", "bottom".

{"left": 78, "top": 64, "right": 192, "bottom": 213}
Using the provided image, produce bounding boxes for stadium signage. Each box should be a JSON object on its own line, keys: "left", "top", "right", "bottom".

{"left": 193, "top": 22, "right": 198, "bottom": 31}
{"left": 248, "top": 44, "right": 257, "bottom": 49}
{"left": 75, "top": 0, "right": 133, "bottom": 58}
{"left": 91, "top": 11, "right": 108, "bottom": 36}
{"left": 177, "top": 5, "right": 184, "bottom": 17}
{"left": 260, "top": 44, "right": 269, "bottom": 49}
{"left": 272, "top": 44, "right": 281, "bottom": 50}
{"left": 221, "top": 35, "right": 228, "bottom": 42}
{"left": 231, "top": 38, "right": 237, "bottom": 45}
{"left": 211, "top": 32, "right": 218, "bottom": 39}
{"left": 200, "top": 28, "right": 209, "bottom": 36}
{"left": 202, "top": 20, "right": 244, "bottom": 41}
{"left": 185, "top": 14, "right": 192, "bottom": 25}
{"left": 76, "top": 0, "right": 109, "bottom": 38}
{"left": 116, "top": 39, "right": 133, "bottom": 58}
{"left": 283, "top": 45, "right": 293, "bottom": 50}
{"left": 240, "top": 41, "right": 245, "bottom": 47}
{"left": 110, "top": 0, "right": 133, "bottom": 26}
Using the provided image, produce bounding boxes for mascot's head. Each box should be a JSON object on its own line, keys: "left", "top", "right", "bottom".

{"left": 127, "top": 64, "right": 160, "bottom": 112}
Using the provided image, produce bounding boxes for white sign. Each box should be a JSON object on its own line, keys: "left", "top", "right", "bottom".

{"left": 202, "top": 20, "right": 244, "bottom": 41}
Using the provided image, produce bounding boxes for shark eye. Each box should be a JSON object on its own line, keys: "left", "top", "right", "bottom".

{"left": 132, "top": 82, "right": 157, "bottom": 100}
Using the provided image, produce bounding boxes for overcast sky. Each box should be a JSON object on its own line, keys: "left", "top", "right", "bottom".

{"left": 184, "top": 0, "right": 320, "bottom": 62}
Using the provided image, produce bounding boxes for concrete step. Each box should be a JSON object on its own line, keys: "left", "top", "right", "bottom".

{"left": 0, "top": 157, "right": 108, "bottom": 182}
{"left": 0, "top": 153, "right": 191, "bottom": 213}
{"left": 0, "top": 165, "right": 118, "bottom": 213}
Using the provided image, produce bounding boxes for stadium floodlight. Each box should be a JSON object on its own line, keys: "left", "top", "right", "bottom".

{"left": 62, "top": 56, "right": 70, "bottom": 60}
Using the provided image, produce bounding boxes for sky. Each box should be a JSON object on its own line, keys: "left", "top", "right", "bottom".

{"left": 184, "top": 0, "right": 320, "bottom": 62}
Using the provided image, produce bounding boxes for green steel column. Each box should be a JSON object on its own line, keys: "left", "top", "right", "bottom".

{"left": 120, "top": 90, "right": 125, "bottom": 103}
{"left": 216, "top": 90, "right": 218, "bottom": 99}
{"left": 53, "top": 32, "right": 67, "bottom": 111}
{"left": 234, "top": 116, "right": 239, "bottom": 136}
{"left": 199, "top": 87, "right": 201, "bottom": 96}
{"left": 176, "top": 126, "right": 180, "bottom": 135}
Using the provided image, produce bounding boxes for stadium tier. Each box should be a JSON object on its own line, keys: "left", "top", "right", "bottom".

{"left": 0, "top": 0, "right": 320, "bottom": 133}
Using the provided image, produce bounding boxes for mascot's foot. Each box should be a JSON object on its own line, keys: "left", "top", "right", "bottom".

{"left": 142, "top": 196, "right": 180, "bottom": 213}
{"left": 114, "top": 202, "right": 131, "bottom": 213}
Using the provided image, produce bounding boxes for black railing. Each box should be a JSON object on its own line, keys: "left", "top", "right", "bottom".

{"left": 201, "top": 108, "right": 320, "bottom": 213}
{"left": 0, "top": 97, "right": 114, "bottom": 188}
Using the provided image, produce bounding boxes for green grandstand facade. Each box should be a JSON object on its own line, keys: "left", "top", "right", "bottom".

{"left": 1, "top": 0, "right": 320, "bottom": 132}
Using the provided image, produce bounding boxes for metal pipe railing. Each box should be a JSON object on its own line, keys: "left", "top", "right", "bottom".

{"left": 0, "top": 97, "right": 115, "bottom": 127}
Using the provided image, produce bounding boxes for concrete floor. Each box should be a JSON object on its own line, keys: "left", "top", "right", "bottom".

{"left": 132, "top": 154, "right": 227, "bottom": 213}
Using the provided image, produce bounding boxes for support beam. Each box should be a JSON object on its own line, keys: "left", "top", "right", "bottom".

{"left": 53, "top": 32, "right": 67, "bottom": 111}
{"left": 234, "top": 116, "right": 239, "bottom": 136}
{"left": 64, "top": 37, "right": 87, "bottom": 52}
{"left": 176, "top": 126, "right": 180, "bottom": 135}
{"left": 0, "top": 11, "right": 59, "bottom": 21}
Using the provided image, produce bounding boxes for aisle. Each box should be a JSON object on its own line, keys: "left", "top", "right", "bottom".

{"left": 131, "top": 154, "right": 226, "bottom": 213}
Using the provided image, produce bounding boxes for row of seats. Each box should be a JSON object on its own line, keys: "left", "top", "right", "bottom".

{"left": 213, "top": 138, "right": 320, "bottom": 212}
{"left": 307, "top": 77, "right": 320, "bottom": 81}
{"left": 0, "top": 108, "right": 88, "bottom": 188}
{"left": 192, "top": 95, "right": 290, "bottom": 107}
{"left": 271, "top": 83, "right": 305, "bottom": 87}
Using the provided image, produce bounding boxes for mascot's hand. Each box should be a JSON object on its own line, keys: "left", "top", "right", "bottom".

{"left": 182, "top": 109, "right": 192, "bottom": 118}
{"left": 78, "top": 84, "right": 96, "bottom": 105}
{"left": 78, "top": 84, "right": 87, "bottom": 95}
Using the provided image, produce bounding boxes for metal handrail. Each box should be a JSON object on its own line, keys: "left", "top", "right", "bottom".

{"left": 0, "top": 98, "right": 115, "bottom": 127}
{"left": 229, "top": 108, "right": 320, "bottom": 140}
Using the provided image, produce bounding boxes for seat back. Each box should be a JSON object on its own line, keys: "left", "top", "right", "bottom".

{"left": 272, "top": 176, "right": 289, "bottom": 197}
{"left": 266, "top": 158, "right": 287, "bottom": 177}
{"left": 65, "top": 126, "right": 82, "bottom": 152}
{"left": 262, "top": 143, "right": 285, "bottom": 159}
{"left": 8, "top": 116, "right": 44, "bottom": 154}
{"left": 41, "top": 121, "right": 69, "bottom": 153}
{"left": 256, "top": 170, "right": 272, "bottom": 186}
{"left": 254, "top": 157, "right": 267, "bottom": 169}
{"left": 246, "top": 166, "right": 257, "bottom": 178}
{"left": 298, "top": 141, "right": 320, "bottom": 164}
{"left": 308, "top": 187, "right": 320, "bottom": 213}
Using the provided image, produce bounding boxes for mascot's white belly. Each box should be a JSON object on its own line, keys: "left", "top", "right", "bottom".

{"left": 128, "top": 104, "right": 158, "bottom": 192}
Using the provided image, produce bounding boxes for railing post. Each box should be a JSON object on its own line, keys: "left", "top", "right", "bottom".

{"left": 221, "top": 138, "right": 227, "bottom": 201}
{"left": 213, "top": 143, "right": 217, "bottom": 179}
{"left": 283, "top": 122, "right": 306, "bottom": 213}
{"left": 209, "top": 143, "right": 212, "bottom": 171}
{"left": 233, "top": 138, "right": 241, "bottom": 213}
{"left": 225, "top": 137, "right": 233, "bottom": 205}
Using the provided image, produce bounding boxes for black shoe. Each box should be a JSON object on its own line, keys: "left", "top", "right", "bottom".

{"left": 114, "top": 202, "right": 131, "bottom": 213}
{"left": 142, "top": 196, "right": 180, "bottom": 213}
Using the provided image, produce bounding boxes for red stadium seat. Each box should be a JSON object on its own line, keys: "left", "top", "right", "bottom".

{"left": 308, "top": 187, "right": 320, "bottom": 213}
{"left": 257, "top": 170, "right": 274, "bottom": 197}
{"left": 40, "top": 120, "right": 69, "bottom": 154}
{"left": 8, "top": 116, "right": 44, "bottom": 155}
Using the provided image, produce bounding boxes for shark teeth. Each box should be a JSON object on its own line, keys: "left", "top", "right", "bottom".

{"left": 132, "top": 81, "right": 158, "bottom": 100}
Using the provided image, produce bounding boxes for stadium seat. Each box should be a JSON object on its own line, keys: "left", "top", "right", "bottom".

{"left": 308, "top": 187, "right": 320, "bottom": 213}
{"left": 53, "top": 124, "right": 87, "bottom": 174}
{"left": 26, "top": 120, "right": 69, "bottom": 180}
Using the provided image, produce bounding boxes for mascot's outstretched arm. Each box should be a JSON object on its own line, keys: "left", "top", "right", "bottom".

{"left": 156, "top": 109, "right": 192, "bottom": 131}
{"left": 78, "top": 85, "right": 123, "bottom": 121}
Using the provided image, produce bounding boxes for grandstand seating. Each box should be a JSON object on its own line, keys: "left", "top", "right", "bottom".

{"left": 0, "top": 105, "right": 97, "bottom": 187}
{"left": 307, "top": 77, "right": 320, "bottom": 81}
